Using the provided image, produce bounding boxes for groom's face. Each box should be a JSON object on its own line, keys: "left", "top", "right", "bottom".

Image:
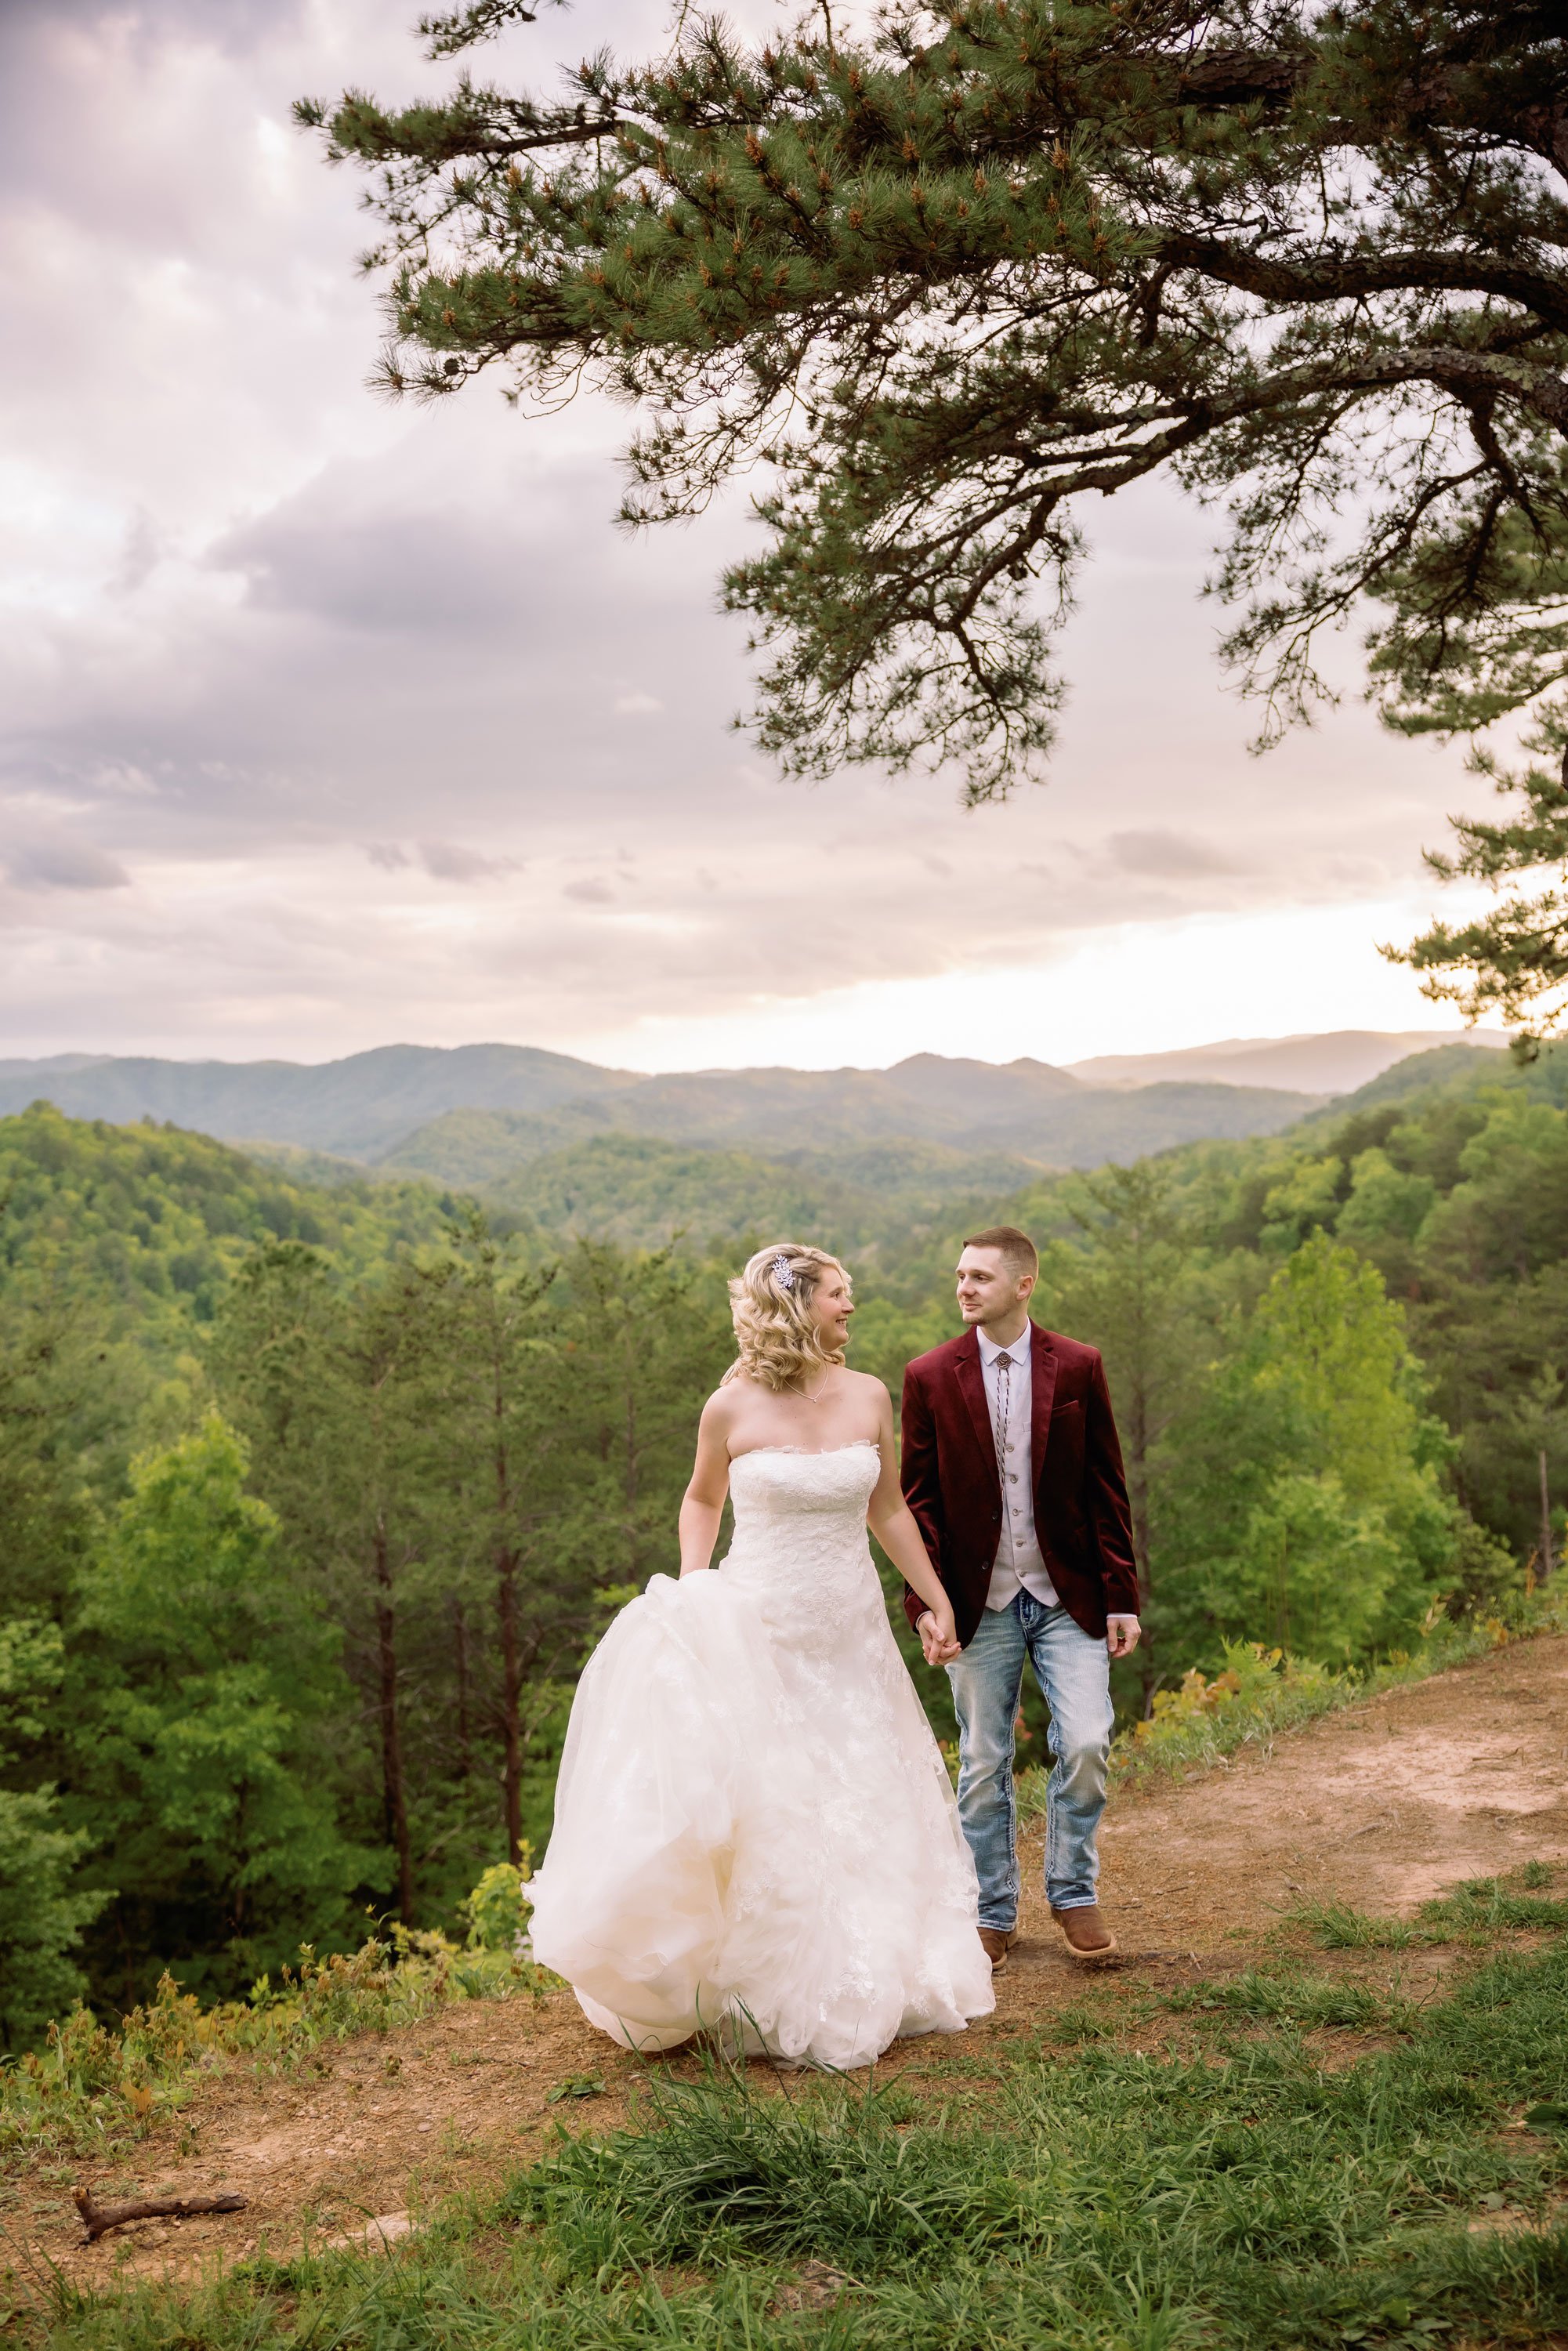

{"left": 955, "top": 1247, "right": 1031, "bottom": 1328}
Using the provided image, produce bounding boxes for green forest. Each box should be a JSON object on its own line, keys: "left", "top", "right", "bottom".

{"left": 2, "top": 1046, "right": 1563, "bottom": 2052}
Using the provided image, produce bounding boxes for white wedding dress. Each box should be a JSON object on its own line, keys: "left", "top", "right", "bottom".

{"left": 527, "top": 1443, "right": 994, "bottom": 2069}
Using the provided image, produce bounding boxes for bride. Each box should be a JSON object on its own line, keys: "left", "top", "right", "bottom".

{"left": 527, "top": 1241, "right": 996, "bottom": 2069}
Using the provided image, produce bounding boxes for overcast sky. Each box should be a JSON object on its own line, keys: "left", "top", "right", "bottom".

{"left": 0, "top": 0, "right": 1491, "bottom": 1073}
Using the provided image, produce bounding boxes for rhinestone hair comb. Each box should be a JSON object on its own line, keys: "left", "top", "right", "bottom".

{"left": 770, "top": 1253, "right": 795, "bottom": 1290}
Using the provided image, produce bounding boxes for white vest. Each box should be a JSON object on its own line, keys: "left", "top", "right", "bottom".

{"left": 976, "top": 1324, "right": 1059, "bottom": 1610}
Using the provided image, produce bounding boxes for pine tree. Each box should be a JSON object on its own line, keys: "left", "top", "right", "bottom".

{"left": 556, "top": 1238, "right": 734, "bottom": 1597}
{"left": 418, "top": 1215, "right": 570, "bottom": 1871}
{"left": 212, "top": 1243, "right": 440, "bottom": 1928}
{"left": 305, "top": 3, "right": 1568, "bottom": 1019}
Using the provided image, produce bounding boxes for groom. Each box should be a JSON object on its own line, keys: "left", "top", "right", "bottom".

{"left": 900, "top": 1226, "right": 1140, "bottom": 1969}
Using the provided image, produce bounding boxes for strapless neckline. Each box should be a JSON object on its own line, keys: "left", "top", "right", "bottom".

{"left": 730, "top": 1438, "right": 879, "bottom": 1462}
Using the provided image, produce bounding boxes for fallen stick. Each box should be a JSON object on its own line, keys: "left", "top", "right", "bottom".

{"left": 74, "top": 2186, "right": 248, "bottom": 2242}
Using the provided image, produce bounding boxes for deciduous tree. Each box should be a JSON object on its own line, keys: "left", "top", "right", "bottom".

{"left": 1035, "top": 1161, "right": 1216, "bottom": 1706}
{"left": 0, "top": 1617, "right": 103, "bottom": 2049}
{"left": 71, "top": 1417, "right": 374, "bottom": 2006}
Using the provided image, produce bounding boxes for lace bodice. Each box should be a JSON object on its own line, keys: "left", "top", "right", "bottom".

{"left": 722, "top": 1442, "right": 883, "bottom": 1657}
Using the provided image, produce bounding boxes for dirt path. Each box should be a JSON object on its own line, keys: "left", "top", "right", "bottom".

{"left": 16, "top": 1633, "right": 1568, "bottom": 2291}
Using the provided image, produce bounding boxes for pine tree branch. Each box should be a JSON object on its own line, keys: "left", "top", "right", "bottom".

{"left": 1157, "top": 240, "right": 1568, "bottom": 338}
{"left": 305, "top": 1, "right": 1568, "bottom": 823}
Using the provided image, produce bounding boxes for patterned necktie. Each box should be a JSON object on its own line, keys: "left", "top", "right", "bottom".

{"left": 992, "top": 1352, "right": 1013, "bottom": 1484}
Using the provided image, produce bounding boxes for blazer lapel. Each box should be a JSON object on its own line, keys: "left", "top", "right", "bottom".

{"left": 1029, "top": 1320, "right": 1058, "bottom": 1473}
{"left": 951, "top": 1328, "right": 999, "bottom": 1493}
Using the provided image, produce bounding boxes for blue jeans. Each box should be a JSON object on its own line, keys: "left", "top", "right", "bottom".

{"left": 946, "top": 1592, "right": 1114, "bottom": 1925}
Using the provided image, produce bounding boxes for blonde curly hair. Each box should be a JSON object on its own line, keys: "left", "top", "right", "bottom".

{"left": 722, "top": 1242, "right": 850, "bottom": 1393}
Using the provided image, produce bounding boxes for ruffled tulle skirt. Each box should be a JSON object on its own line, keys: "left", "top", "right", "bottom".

{"left": 527, "top": 1568, "right": 994, "bottom": 2070}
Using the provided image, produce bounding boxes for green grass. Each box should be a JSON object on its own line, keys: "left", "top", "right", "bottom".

{"left": 1164, "top": 1965, "right": 1420, "bottom": 2035}
{"left": 16, "top": 1907, "right": 1568, "bottom": 2349}
{"left": 1296, "top": 1871, "right": 1568, "bottom": 1952}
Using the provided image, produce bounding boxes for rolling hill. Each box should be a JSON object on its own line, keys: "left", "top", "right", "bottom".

{"left": 377, "top": 1065, "right": 1322, "bottom": 1182}
{"left": 2, "top": 1033, "right": 1516, "bottom": 1217}
{"left": 0, "top": 1042, "right": 1323, "bottom": 1172}
{"left": 9, "top": 1041, "right": 1557, "bottom": 1296}
{"left": 0, "top": 1043, "right": 640, "bottom": 1158}
{"left": 468, "top": 1132, "right": 1037, "bottom": 1254}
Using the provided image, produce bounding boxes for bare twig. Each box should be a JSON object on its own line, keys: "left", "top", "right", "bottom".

{"left": 74, "top": 2186, "right": 248, "bottom": 2243}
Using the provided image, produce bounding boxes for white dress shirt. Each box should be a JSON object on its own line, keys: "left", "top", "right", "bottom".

{"left": 977, "top": 1323, "right": 1059, "bottom": 1611}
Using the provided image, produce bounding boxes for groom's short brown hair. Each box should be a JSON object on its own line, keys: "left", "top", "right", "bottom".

{"left": 962, "top": 1226, "right": 1038, "bottom": 1281}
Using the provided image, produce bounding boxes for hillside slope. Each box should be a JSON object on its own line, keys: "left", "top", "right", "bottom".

{"left": 0, "top": 1103, "right": 451, "bottom": 1337}
{"left": 378, "top": 1067, "right": 1321, "bottom": 1180}
{"left": 447, "top": 1131, "right": 1044, "bottom": 1252}
{"left": 22, "top": 1630, "right": 1566, "bottom": 2295}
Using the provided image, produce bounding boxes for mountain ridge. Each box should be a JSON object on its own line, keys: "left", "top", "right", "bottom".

{"left": 0, "top": 1030, "right": 1505, "bottom": 1176}
{"left": 10, "top": 1039, "right": 1549, "bottom": 1264}
{"left": 1066, "top": 1027, "right": 1505, "bottom": 1093}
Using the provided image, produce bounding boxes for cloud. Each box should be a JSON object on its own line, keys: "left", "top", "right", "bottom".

{"left": 0, "top": 0, "right": 1483, "bottom": 1067}
{"left": 5, "top": 839, "right": 130, "bottom": 891}
{"left": 214, "top": 505, "right": 522, "bottom": 637}
{"left": 367, "top": 841, "right": 521, "bottom": 881}
{"left": 418, "top": 840, "right": 520, "bottom": 883}
{"left": 1109, "top": 829, "right": 1245, "bottom": 879}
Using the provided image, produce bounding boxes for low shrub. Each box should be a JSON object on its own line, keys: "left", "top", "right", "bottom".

{"left": 0, "top": 1882, "right": 550, "bottom": 2163}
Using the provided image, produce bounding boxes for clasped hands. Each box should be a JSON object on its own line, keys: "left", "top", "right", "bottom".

{"left": 917, "top": 1608, "right": 1143, "bottom": 1665}
{"left": 915, "top": 1609, "right": 963, "bottom": 1667}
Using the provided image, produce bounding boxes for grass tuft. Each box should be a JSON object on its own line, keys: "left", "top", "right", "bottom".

{"left": 1165, "top": 1965, "right": 1418, "bottom": 2034}
{"left": 505, "top": 2063, "right": 1020, "bottom": 2271}
{"left": 1294, "top": 1866, "right": 1568, "bottom": 1952}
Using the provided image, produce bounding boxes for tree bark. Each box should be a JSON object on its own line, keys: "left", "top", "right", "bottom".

{"left": 1541, "top": 1447, "right": 1555, "bottom": 1584}
{"left": 373, "top": 1513, "right": 415, "bottom": 1924}
{"left": 491, "top": 1374, "right": 526, "bottom": 1864}
{"left": 496, "top": 1536, "right": 525, "bottom": 1866}
{"left": 1125, "top": 1369, "right": 1158, "bottom": 1718}
{"left": 453, "top": 1599, "right": 473, "bottom": 1777}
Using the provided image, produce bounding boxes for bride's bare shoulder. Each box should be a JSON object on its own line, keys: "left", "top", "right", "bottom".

{"left": 842, "top": 1367, "right": 891, "bottom": 1401}
{"left": 700, "top": 1375, "right": 759, "bottom": 1425}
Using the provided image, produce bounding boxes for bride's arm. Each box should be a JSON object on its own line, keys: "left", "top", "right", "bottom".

{"left": 865, "top": 1385, "right": 961, "bottom": 1663}
{"left": 678, "top": 1393, "right": 733, "bottom": 1576}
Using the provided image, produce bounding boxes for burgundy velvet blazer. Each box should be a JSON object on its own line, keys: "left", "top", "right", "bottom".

{"left": 899, "top": 1321, "right": 1139, "bottom": 1648}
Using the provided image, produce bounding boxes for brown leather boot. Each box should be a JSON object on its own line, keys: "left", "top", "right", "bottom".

{"left": 1051, "top": 1905, "right": 1117, "bottom": 1962}
{"left": 977, "top": 1926, "right": 1021, "bottom": 1970}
